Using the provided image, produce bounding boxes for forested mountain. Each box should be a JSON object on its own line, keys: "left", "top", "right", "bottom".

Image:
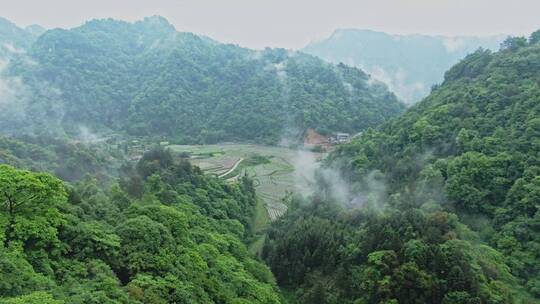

{"left": 1, "top": 16, "right": 404, "bottom": 144}
{"left": 264, "top": 33, "right": 540, "bottom": 303}
{"left": 303, "top": 29, "right": 504, "bottom": 103}
{"left": 0, "top": 148, "right": 283, "bottom": 303}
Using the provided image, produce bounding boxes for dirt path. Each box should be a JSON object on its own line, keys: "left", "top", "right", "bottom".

{"left": 218, "top": 157, "right": 244, "bottom": 178}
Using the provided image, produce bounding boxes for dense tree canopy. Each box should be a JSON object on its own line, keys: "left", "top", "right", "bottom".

{"left": 264, "top": 201, "right": 522, "bottom": 303}
{"left": 0, "top": 148, "right": 283, "bottom": 303}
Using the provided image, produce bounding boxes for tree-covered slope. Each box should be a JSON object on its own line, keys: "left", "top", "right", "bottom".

{"left": 303, "top": 29, "right": 504, "bottom": 103}
{"left": 2, "top": 16, "right": 404, "bottom": 143}
{"left": 0, "top": 148, "right": 283, "bottom": 303}
{"left": 264, "top": 34, "right": 540, "bottom": 303}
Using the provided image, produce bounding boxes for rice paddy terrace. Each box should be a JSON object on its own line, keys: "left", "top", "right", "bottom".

{"left": 167, "top": 144, "right": 323, "bottom": 221}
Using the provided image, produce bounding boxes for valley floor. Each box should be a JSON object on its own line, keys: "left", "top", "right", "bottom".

{"left": 167, "top": 143, "right": 323, "bottom": 222}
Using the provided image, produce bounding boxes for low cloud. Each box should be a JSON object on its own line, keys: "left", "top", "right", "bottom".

{"left": 292, "top": 150, "right": 320, "bottom": 197}
{"left": 77, "top": 125, "right": 108, "bottom": 144}
{"left": 291, "top": 148, "right": 387, "bottom": 210}
{"left": 2, "top": 43, "right": 26, "bottom": 55}
{"left": 366, "top": 65, "right": 426, "bottom": 104}
{"left": 443, "top": 37, "right": 466, "bottom": 52}
{"left": 0, "top": 56, "right": 65, "bottom": 136}
{"left": 264, "top": 61, "right": 288, "bottom": 83}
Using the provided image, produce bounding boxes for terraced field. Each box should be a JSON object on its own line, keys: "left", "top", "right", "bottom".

{"left": 167, "top": 144, "right": 322, "bottom": 221}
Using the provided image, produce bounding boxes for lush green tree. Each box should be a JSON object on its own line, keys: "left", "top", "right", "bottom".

{"left": 0, "top": 165, "right": 66, "bottom": 246}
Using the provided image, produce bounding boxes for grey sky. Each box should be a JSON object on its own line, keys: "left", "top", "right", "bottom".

{"left": 2, "top": 0, "right": 539, "bottom": 49}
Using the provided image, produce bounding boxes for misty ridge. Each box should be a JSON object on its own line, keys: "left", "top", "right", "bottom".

{"left": 0, "top": 15, "right": 404, "bottom": 144}
{"left": 0, "top": 57, "right": 67, "bottom": 136}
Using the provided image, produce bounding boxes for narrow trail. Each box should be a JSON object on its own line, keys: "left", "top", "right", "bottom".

{"left": 218, "top": 158, "right": 244, "bottom": 178}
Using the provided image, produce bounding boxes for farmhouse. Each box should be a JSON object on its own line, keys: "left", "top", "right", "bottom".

{"left": 303, "top": 128, "right": 353, "bottom": 150}
{"left": 328, "top": 132, "right": 351, "bottom": 145}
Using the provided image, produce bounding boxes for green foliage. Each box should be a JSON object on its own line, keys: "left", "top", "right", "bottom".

{"left": 0, "top": 166, "right": 65, "bottom": 299}
{"left": 0, "top": 248, "right": 55, "bottom": 296}
{"left": 0, "top": 292, "right": 64, "bottom": 304}
{"left": 264, "top": 201, "right": 525, "bottom": 303}
{"left": 115, "top": 215, "right": 175, "bottom": 276}
{"left": 0, "top": 164, "right": 66, "bottom": 247}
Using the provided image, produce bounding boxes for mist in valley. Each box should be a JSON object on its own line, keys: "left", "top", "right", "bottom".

{"left": 0, "top": 2, "right": 539, "bottom": 303}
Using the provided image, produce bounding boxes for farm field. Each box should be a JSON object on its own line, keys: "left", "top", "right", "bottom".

{"left": 167, "top": 144, "right": 323, "bottom": 221}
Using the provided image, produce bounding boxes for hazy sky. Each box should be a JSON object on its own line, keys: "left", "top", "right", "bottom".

{"left": 2, "top": 0, "right": 539, "bottom": 49}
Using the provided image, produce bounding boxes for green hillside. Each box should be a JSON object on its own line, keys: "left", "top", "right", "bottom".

{"left": 263, "top": 33, "right": 540, "bottom": 303}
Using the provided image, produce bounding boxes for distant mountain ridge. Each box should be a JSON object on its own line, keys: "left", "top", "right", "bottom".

{"left": 303, "top": 28, "right": 505, "bottom": 103}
